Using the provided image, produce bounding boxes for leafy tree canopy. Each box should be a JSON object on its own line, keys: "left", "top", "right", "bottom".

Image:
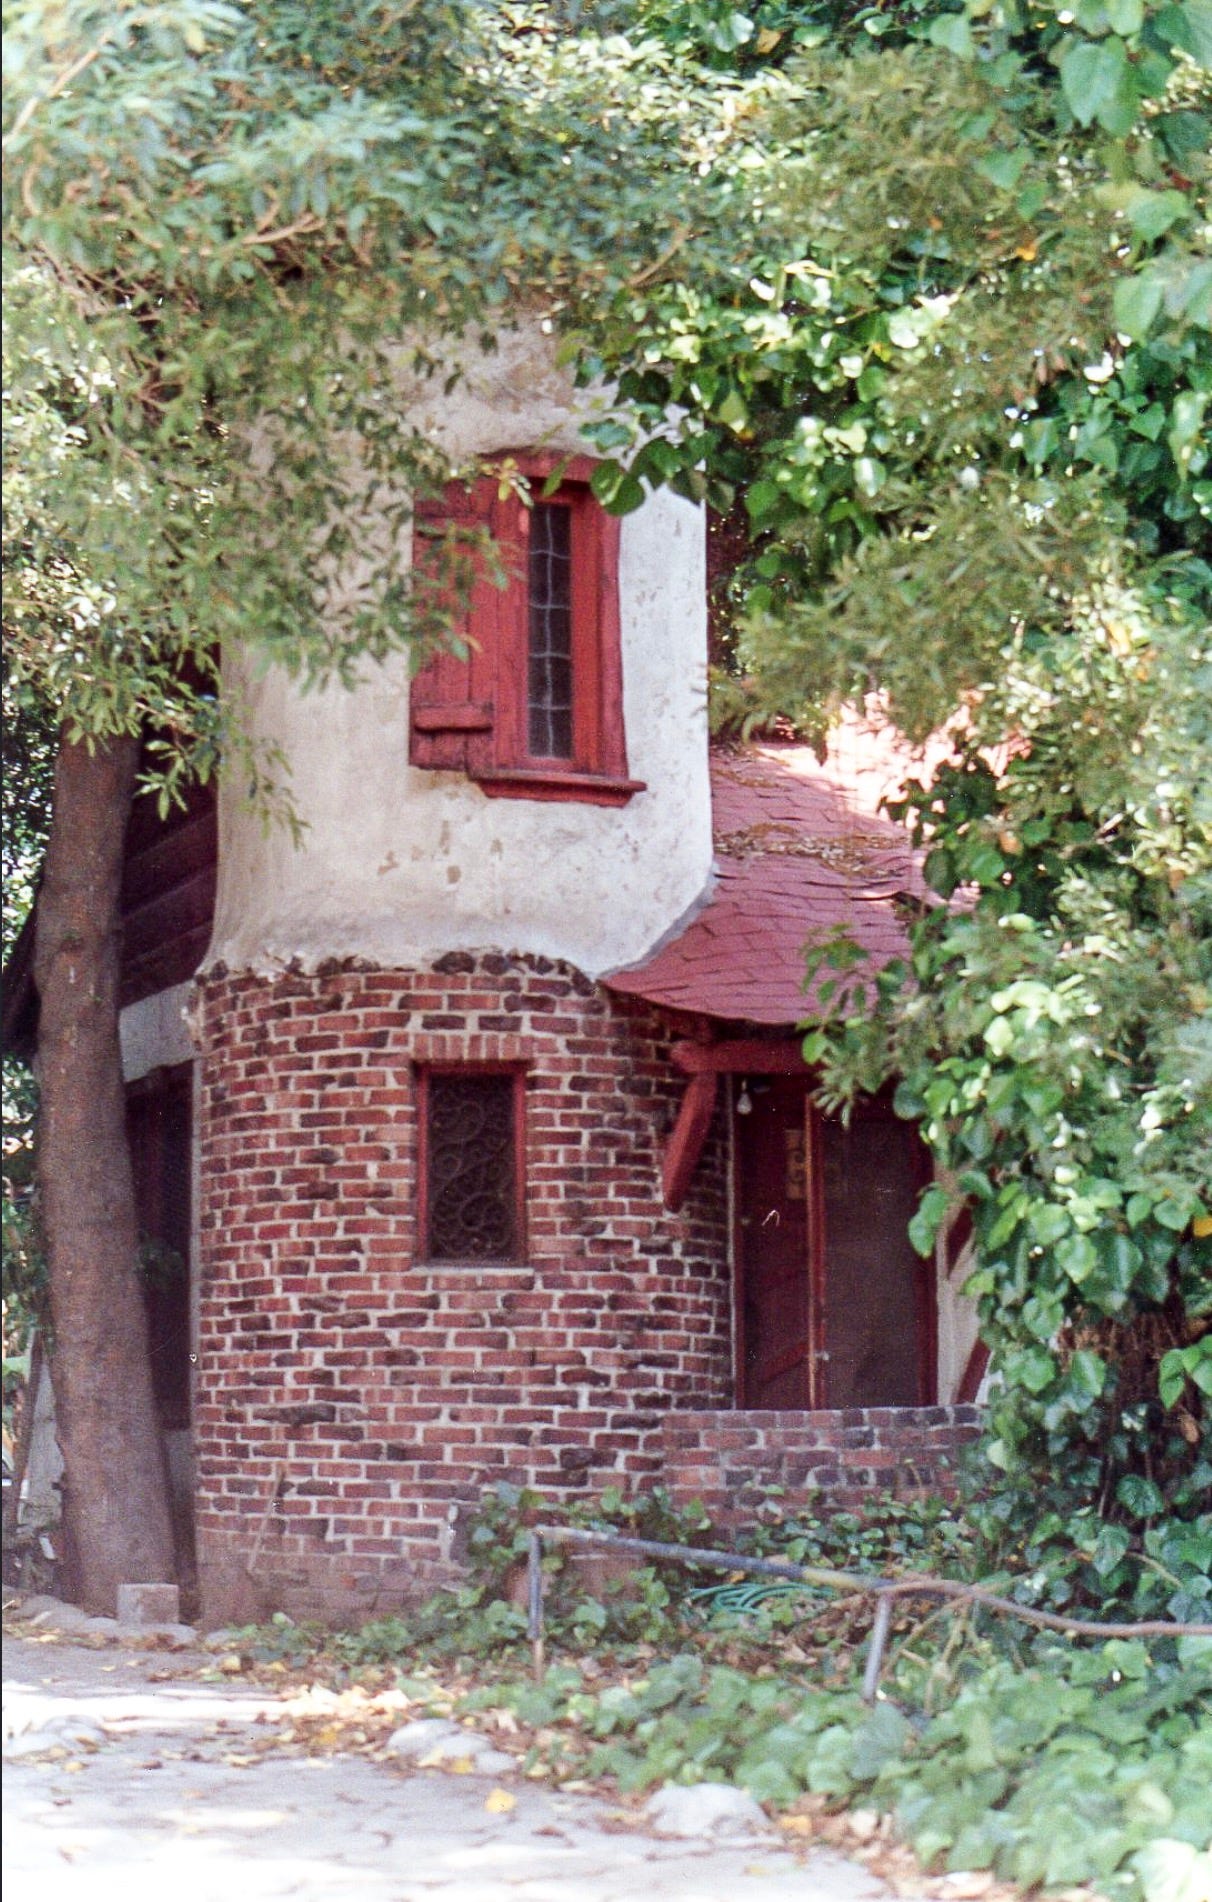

{"left": 3, "top": 0, "right": 1210, "bottom": 1608}
{"left": 2, "top": 0, "right": 760, "bottom": 794}
{"left": 577, "top": 0, "right": 1210, "bottom": 1608}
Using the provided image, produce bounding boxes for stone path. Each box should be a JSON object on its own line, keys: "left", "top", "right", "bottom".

{"left": 3, "top": 1628, "right": 894, "bottom": 1902}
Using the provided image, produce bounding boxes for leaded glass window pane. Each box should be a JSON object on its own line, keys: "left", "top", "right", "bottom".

{"left": 425, "top": 1072, "right": 518, "bottom": 1261}
{"left": 527, "top": 502, "right": 573, "bottom": 758}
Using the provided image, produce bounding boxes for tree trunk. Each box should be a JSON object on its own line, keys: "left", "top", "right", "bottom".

{"left": 32, "top": 731, "right": 176, "bottom": 1614}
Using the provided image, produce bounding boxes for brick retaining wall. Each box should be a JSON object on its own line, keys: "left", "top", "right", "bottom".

{"left": 660, "top": 1405, "right": 984, "bottom": 1525}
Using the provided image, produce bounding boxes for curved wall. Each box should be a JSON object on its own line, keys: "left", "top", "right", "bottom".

{"left": 209, "top": 328, "right": 711, "bottom": 980}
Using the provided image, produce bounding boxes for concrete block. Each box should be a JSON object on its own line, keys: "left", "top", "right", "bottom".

{"left": 116, "top": 1582, "right": 180, "bottom": 1627}
{"left": 645, "top": 1782, "right": 773, "bottom": 1841}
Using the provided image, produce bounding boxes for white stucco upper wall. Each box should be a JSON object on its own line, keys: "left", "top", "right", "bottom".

{"left": 208, "top": 326, "right": 713, "bottom": 979}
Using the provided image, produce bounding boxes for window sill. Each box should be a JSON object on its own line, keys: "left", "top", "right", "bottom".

{"left": 415, "top": 1258, "right": 533, "bottom": 1274}
{"left": 473, "top": 767, "right": 647, "bottom": 808}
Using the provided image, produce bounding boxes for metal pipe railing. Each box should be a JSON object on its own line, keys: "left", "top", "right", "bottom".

{"left": 524, "top": 1522, "right": 1212, "bottom": 1701}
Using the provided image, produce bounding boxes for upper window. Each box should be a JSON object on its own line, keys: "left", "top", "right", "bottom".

{"left": 409, "top": 455, "right": 644, "bottom": 807}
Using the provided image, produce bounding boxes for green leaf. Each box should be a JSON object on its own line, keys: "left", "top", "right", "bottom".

{"left": 746, "top": 479, "right": 782, "bottom": 521}
{"left": 848, "top": 1700, "right": 908, "bottom": 1780}
{"left": 1154, "top": 0, "right": 1212, "bottom": 66}
{"left": 1116, "top": 1473, "right": 1165, "bottom": 1517}
{"left": 893, "top": 1081, "right": 926, "bottom": 1119}
{"left": 1159, "top": 1348, "right": 1188, "bottom": 1409}
{"left": 590, "top": 463, "right": 645, "bottom": 515}
{"left": 1125, "top": 1191, "right": 1154, "bottom": 1228}
{"left": 927, "top": 14, "right": 975, "bottom": 57}
{"left": 1133, "top": 1840, "right": 1212, "bottom": 1902}
{"left": 853, "top": 456, "right": 885, "bottom": 497}
{"left": 965, "top": 842, "right": 1006, "bottom": 885}
{"left": 923, "top": 848, "right": 957, "bottom": 897}
{"left": 1107, "top": 0, "right": 1145, "bottom": 28}
{"left": 1127, "top": 189, "right": 1190, "bottom": 242}
{"left": 1060, "top": 37, "right": 1138, "bottom": 132}
{"left": 1113, "top": 271, "right": 1165, "bottom": 340}
{"left": 1057, "top": 1233, "right": 1099, "bottom": 1283}
{"left": 1029, "top": 1204, "right": 1071, "bottom": 1246}
{"left": 909, "top": 1184, "right": 950, "bottom": 1258}
{"left": 1154, "top": 1197, "right": 1194, "bottom": 1231}
{"left": 1092, "top": 1522, "right": 1132, "bottom": 1574}
{"left": 1069, "top": 1348, "right": 1108, "bottom": 1399}
{"left": 978, "top": 148, "right": 1029, "bottom": 190}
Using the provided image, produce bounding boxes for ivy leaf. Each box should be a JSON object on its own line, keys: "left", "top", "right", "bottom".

{"left": 1133, "top": 1841, "right": 1212, "bottom": 1902}
{"left": 1060, "top": 38, "right": 1137, "bottom": 132}
{"left": 848, "top": 1700, "right": 908, "bottom": 1780}
{"left": 1127, "top": 190, "right": 1190, "bottom": 243}
{"left": 909, "top": 1184, "right": 950, "bottom": 1258}
{"left": 927, "top": 14, "right": 975, "bottom": 57}
{"left": 1154, "top": 0, "right": 1212, "bottom": 66}
{"left": 978, "top": 147, "right": 1029, "bottom": 191}
{"left": 1092, "top": 1523, "right": 1132, "bottom": 1574}
{"left": 1117, "top": 1473, "right": 1166, "bottom": 1516}
{"left": 1057, "top": 1233, "right": 1099, "bottom": 1283}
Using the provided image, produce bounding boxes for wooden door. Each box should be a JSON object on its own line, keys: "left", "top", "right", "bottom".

{"left": 126, "top": 1065, "right": 193, "bottom": 1431}
{"left": 736, "top": 1078, "right": 816, "bottom": 1407}
{"left": 736, "top": 1080, "right": 933, "bottom": 1410}
{"left": 816, "top": 1107, "right": 934, "bottom": 1410}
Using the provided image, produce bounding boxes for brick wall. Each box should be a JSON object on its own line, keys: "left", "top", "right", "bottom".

{"left": 193, "top": 953, "right": 732, "bottom": 1624}
{"left": 660, "top": 1406, "right": 983, "bottom": 1526}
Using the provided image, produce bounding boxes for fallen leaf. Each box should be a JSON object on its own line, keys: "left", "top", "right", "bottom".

{"left": 484, "top": 1788, "right": 516, "bottom": 1814}
{"left": 419, "top": 1750, "right": 475, "bottom": 1773}
{"left": 780, "top": 1816, "right": 814, "bottom": 1837}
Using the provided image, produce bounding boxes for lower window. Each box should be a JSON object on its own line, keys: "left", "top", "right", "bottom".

{"left": 418, "top": 1066, "right": 526, "bottom": 1264}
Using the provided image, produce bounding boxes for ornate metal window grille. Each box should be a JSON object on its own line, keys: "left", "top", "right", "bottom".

{"left": 527, "top": 501, "right": 574, "bottom": 758}
{"left": 425, "top": 1072, "right": 519, "bottom": 1262}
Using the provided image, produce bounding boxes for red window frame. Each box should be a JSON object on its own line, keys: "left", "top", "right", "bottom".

{"left": 409, "top": 454, "right": 644, "bottom": 807}
{"left": 414, "top": 1062, "right": 528, "bottom": 1265}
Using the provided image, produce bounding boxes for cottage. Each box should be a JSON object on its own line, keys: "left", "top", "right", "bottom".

{"left": 5, "top": 330, "right": 984, "bottom": 1623}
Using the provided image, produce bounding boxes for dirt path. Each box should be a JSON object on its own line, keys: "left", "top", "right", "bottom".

{"left": 3, "top": 1629, "right": 894, "bottom": 1902}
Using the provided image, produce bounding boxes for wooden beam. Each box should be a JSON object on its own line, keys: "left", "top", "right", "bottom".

{"left": 662, "top": 1070, "right": 718, "bottom": 1212}
{"left": 944, "top": 1205, "right": 974, "bottom": 1275}
{"left": 671, "top": 1037, "right": 808, "bottom": 1076}
{"left": 956, "top": 1339, "right": 990, "bottom": 1404}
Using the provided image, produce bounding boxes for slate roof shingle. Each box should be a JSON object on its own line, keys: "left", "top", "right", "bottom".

{"left": 604, "top": 716, "right": 945, "bottom": 1027}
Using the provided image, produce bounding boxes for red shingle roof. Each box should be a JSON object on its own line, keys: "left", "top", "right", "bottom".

{"left": 605, "top": 715, "right": 946, "bottom": 1027}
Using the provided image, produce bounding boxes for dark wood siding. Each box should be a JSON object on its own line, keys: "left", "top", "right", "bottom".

{"left": 1, "top": 773, "right": 217, "bottom": 1057}
{"left": 119, "top": 777, "right": 217, "bottom": 1008}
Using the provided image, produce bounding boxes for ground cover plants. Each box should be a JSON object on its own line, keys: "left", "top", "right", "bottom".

{"left": 210, "top": 1486, "right": 1212, "bottom": 1902}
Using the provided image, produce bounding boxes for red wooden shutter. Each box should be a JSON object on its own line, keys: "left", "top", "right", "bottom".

{"left": 409, "top": 480, "right": 499, "bottom": 773}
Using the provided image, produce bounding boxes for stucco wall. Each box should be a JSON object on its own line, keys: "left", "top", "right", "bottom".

{"left": 209, "top": 327, "right": 712, "bottom": 981}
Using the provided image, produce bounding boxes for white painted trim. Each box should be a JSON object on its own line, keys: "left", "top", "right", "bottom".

{"left": 119, "top": 983, "right": 196, "bottom": 1082}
